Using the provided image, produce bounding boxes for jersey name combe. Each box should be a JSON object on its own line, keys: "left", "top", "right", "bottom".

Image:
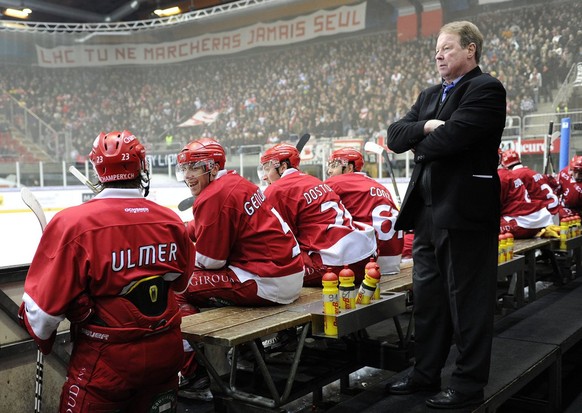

{"left": 369, "top": 186, "right": 392, "bottom": 199}
{"left": 111, "top": 242, "right": 178, "bottom": 271}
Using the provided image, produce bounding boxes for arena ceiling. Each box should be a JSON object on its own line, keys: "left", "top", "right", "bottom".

{"left": 0, "top": 0, "right": 241, "bottom": 23}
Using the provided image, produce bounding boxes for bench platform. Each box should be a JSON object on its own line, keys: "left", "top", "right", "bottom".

{"left": 180, "top": 264, "right": 412, "bottom": 411}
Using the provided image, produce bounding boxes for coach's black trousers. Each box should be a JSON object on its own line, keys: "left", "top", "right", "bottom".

{"left": 410, "top": 204, "right": 498, "bottom": 394}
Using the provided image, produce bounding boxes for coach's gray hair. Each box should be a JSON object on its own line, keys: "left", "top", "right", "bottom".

{"left": 440, "top": 21, "right": 483, "bottom": 64}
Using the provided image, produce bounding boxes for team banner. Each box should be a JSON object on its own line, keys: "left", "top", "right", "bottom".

{"left": 35, "top": 3, "right": 367, "bottom": 68}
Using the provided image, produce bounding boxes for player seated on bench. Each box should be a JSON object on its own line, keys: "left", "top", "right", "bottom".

{"left": 498, "top": 150, "right": 555, "bottom": 239}
{"left": 501, "top": 149, "right": 559, "bottom": 217}
{"left": 174, "top": 138, "right": 305, "bottom": 400}
{"left": 259, "top": 143, "right": 377, "bottom": 286}
{"left": 555, "top": 155, "right": 582, "bottom": 219}
{"left": 325, "top": 147, "right": 404, "bottom": 275}
{"left": 20, "top": 131, "right": 194, "bottom": 412}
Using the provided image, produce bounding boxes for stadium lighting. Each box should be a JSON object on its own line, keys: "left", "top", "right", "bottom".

{"left": 153, "top": 6, "right": 181, "bottom": 17}
{"left": 3, "top": 7, "right": 32, "bottom": 19}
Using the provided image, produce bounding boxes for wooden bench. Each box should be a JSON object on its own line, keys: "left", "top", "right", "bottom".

{"left": 497, "top": 255, "right": 526, "bottom": 309}
{"left": 513, "top": 238, "right": 552, "bottom": 302}
{"left": 180, "top": 264, "right": 412, "bottom": 411}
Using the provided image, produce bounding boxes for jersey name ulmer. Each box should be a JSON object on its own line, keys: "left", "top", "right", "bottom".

{"left": 111, "top": 243, "right": 178, "bottom": 271}
{"left": 244, "top": 188, "right": 266, "bottom": 216}
{"left": 303, "top": 184, "right": 333, "bottom": 205}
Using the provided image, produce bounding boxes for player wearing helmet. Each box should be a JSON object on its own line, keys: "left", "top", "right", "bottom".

{"left": 325, "top": 148, "right": 404, "bottom": 274}
{"left": 19, "top": 130, "right": 193, "bottom": 412}
{"left": 260, "top": 143, "right": 377, "bottom": 286}
{"left": 175, "top": 138, "right": 305, "bottom": 398}
{"left": 498, "top": 166, "right": 554, "bottom": 238}
{"left": 555, "top": 155, "right": 582, "bottom": 218}
{"left": 500, "top": 149, "right": 559, "bottom": 216}
{"left": 175, "top": 137, "right": 304, "bottom": 306}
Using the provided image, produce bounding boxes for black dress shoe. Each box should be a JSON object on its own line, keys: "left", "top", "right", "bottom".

{"left": 425, "top": 388, "right": 484, "bottom": 409}
{"left": 386, "top": 375, "right": 441, "bottom": 395}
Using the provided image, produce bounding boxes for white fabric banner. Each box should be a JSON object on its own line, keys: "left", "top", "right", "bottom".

{"left": 35, "top": 3, "right": 367, "bottom": 68}
{"left": 178, "top": 110, "right": 221, "bottom": 127}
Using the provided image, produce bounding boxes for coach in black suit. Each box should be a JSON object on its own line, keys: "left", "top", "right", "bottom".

{"left": 386, "top": 21, "right": 506, "bottom": 409}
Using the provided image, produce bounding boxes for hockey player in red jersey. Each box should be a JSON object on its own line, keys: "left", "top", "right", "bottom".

{"left": 500, "top": 149, "right": 559, "bottom": 216}
{"left": 175, "top": 138, "right": 305, "bottom": 397}
{"left": 175, "top": 138, "right": 304, "bottom": 308}
{"left": 260, "top": 143, "right": 377, "bottom": 286}
{"left": 498, "top": 166, "right": 554, "bottom": 238}
{"left": 325, "top": 147, "right": 404, "bottom": 274}
{"left": 555, "top": 155, "right": 582, "bottom": 218}
{"left": 19, "top": 130, "right": 194, "bottom": 412}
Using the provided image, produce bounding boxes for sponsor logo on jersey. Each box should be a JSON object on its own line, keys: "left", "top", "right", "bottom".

{"left": 124, "top": 207, "right": 150, "bottom": 214}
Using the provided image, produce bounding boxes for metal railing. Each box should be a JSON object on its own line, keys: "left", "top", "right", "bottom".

{"left": 1, "top": 92, "right": 59, "bottom": 161}
{"left": 0, "top": 0, "right": 277, "bottom": 34}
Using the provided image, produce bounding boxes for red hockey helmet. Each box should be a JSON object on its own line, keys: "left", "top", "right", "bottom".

{"left": 89, "top": 130, "right": 147, "bottom": 183}
{"left": 328, "top": 148, "right": 364, "bottom": 172}
{"left": 501, "top": 149, "right": 521, "bottom": 169}
{"left": 569, "top": 155, "right": 582, "bottom": 171}
{"left": 260, "top": 143, "right": 301, "bottom": 169}
{"left": 177, "top": 138, "right": 226, "bottom": 170}
{"left": 571, "top": 156, "right": 582, "bottom": 172}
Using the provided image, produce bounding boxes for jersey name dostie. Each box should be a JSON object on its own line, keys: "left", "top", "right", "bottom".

{"left": 304, "top": 183, "right": 333, "bottom": 205}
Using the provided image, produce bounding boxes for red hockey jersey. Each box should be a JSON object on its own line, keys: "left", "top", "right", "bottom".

{"left": 264, "top": 169, "right": 376, "bottom": 267}
{"left": 510, "top": 165, "right": 559, "bottom": 215}
{"left": 325, "top": 172, "right": 403, "bottom": 274}
{"left": 499, "top": 168, "right": 553, "bottom": 229}
{"left": 556, "top": 166, "right": 582, "bottom": 215}
{"left": 189, "top": 170, "right": 304, "bottom": 304}
{"left": 20, "top": 188, "right": 193, "bottom": 353}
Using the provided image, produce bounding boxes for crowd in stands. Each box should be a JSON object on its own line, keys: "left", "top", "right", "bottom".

{"left": 0, "top": 0, "right": 580, "bottom": 161}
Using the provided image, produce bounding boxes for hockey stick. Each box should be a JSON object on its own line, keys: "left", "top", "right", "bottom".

{"left": 68, "top": 165, "right": 99, "bottom": 194}
{"left": 20, "top": 186, "right": 46, "bottom": 413}
{"left": 178, "top": 195, "right": 195, "bottom": 212}
{"left": 544, "top": 121, "right": 555, "bottom": 175}
{"left": 295, "top": 133, "right": 311, "bottom": 153}
{"left": 177, "top": 133, "right": 311, "bottom": 211}
{"left": 364, "top": 141, "right": 402, "bottom": 206}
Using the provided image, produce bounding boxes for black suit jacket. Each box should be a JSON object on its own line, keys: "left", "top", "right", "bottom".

{"left": 388, "top": 66, "right": 506, "bottom": 232}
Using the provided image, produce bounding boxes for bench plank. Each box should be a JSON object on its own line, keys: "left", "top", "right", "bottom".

{"left": 181, "top": 262, "right": 413, "bottom": 346}
{"left": 513, "top": 238, "right": 551, "bottom": 255}
{"left": 181, "top": 306, "right": 290, "bottom": 336}
{"left": 184, "top": 311, "right": 312, "bottom": 346}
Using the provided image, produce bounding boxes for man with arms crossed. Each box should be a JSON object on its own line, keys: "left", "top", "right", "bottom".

{"left": 386, "top": 21, "right": 506, "bottom": 409}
